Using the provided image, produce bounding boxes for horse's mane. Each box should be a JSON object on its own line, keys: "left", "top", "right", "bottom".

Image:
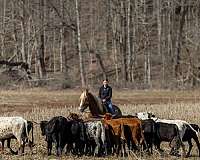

{"left": 88, "top": 92, "right": 104, "bottom": 114}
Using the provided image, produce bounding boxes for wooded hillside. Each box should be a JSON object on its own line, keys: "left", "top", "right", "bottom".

{"left": 0, "top": 0, "right": 200, "bottom": 89}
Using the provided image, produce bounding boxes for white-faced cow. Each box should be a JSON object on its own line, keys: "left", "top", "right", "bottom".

{"left": 0, "top": 117, "right": 33, "bottom": 155}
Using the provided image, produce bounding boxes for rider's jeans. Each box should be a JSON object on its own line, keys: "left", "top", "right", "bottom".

{"left": 106, "top": 100, "right": 114, "bottom": 114}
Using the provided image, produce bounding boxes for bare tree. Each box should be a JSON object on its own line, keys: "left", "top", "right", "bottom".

{"left": 127, "top": 0, "right": 132, "bottom": 82}
{"left": 75, "top": 0, "right": 86, "bottom": 87}
{"left": 20, "top": 0, "right": 27, "bottom": 62}
{"left": 1, "top": 0, "right": 6, "bottom": 57}
{"left": 36, "top": 0, "right": 46, "bottom": 78}
{"left": 59, "top": 0, "right": 66, "bottom": 73}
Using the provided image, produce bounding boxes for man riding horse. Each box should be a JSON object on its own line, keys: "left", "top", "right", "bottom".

{"left": 99, "top": 79, "right": 114, "bottom": 114}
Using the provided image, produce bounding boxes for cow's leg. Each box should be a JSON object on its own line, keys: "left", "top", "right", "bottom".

{"left": 131, "top": 130, "right": 139, "bottom": 150}
{"left": 21, "top": 141, "right": 25, "bottom": 154}
{"left": 169, "top": 137, "right": 180, "bottom": 156}
{"left": 7, "top": 139, "right": 18, "bottom": 155}
{"left": 103, "top": 141, "right": 108, "bottom": 156}
{"left": 116, "top": 137, "right": 121, "bottom": 156}
{"left": 94, "top": 137, "right": 100, "bottom": 156}
{"left": 120, "top": 138, "right": 127, "bottom": 157}
{"left": 65, "top": 143, "right": 73, "bottom": 155}
{"left": 78, "top": 140, "right": 85, "bottom": 156}
{"left": 192, "top": 134, "right": 200, "bottom": 157}
{"left": 46, "top": 137, "right": 52, "bottom": 156}
{"left": 180, "top": 141, "right": 186, "bottom": 157}
{"left": 170, "top": 137, "right": 185, "bottom": 157}
{"left": 156, "top": 141, "right": 164, "bottom": 153}
{"left": 18, "top": 145, "right": 24, "bottom": 155}
{"left": 144, "top": 136, "right": 152, "bottom": 154}
{"left": 56, "top": 133, "right": 62, "bottom": 156}
{"left": 186, "top": 139, "right": 193, "bottom": 157}
{"left": 1, "top": 140, "right": 5, "bottom": 152}
{"left": 47, "top": 141, "right": 52, "bottom": 156}
{"left": 18, "top": 140, "right": 25, "bottom": 155}
{"left": 17, "top": 139, "right": 24, "bottom": 155}
{"left": 28, "top": 139, "right": 33, "bottom": 154}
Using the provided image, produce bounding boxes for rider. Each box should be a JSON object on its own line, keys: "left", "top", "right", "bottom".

{"left": 99, "top": 79, "right": 114, "bottom": 114}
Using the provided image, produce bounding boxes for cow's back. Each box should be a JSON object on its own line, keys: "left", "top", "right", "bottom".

{"left": 0, "top": 117, "right": 26, "bottom": 139}
{"left": 156, "top": 122, "right": 179, "bottom": 141}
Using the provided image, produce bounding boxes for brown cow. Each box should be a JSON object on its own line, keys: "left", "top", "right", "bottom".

{"left": 103, "top": 115, "right": 125, "bottom": 156}
{"left": 103, "top": 113, "right": 145, "bottom": 156}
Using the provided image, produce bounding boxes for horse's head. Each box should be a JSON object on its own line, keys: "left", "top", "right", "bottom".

{"left": 79, "top": 89, "right": 90, "bottom": 112}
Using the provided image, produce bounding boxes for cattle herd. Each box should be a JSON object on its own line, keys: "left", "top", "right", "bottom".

{"left": 0, "top": 112, "right": 200, "bottom": 158}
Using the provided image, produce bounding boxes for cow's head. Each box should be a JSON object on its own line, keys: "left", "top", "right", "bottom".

{"left": 136, "top": 112, "right": 155, "bottom": 120}
{"left": 68, "top": 112, "right": 80, "bottom": 121}
{"left": 190, "top": 123, "right": 200, "bottom": 132}
{"left": 103, "top": 113, "right": 112, "bottom": 120}
{"left": 40, "top": 121, "right": 48, "bottom": 136}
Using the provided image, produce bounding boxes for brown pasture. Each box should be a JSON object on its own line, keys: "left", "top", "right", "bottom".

{"left": 0, "top": 88, "right": 200, "bottom": 159}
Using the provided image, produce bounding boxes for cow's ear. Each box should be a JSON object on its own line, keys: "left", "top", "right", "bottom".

{"left": 85, "top": 88, "right": 89, "bottom": 94}
{"left": 148, "top": 112, "right": 152, "bottom": 118}
{"left": 81, "top": 88, "right": 84, "bottom": 93}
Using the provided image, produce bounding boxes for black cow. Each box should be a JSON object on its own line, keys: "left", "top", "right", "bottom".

{"left": 40, "top": 116, "right": 70, "bottom": 156}
{"left": 66, "top": 120, "right": 86, "bottom": 156}
{"left": 182, "top": 123, "right": 200, "bottom": 157}
{"left": 142, "top": 119, "right": 157, "bottom": 154}
{"left": 40, "top": 116, "right": 86, "bottom": 156}
{"left": 155, "top": 122, "right": 183, "bottom": 156}
{"left": 1, "top": 120, "right": 34, "bottom": 155}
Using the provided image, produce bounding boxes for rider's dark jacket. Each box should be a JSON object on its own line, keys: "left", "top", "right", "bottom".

{"left": 99, "top": 85, "right": 112, "bottom": 102}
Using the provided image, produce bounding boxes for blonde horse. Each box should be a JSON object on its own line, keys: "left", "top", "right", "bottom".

{"left": 79, "top": 89, "right": 122, "bottom": 118}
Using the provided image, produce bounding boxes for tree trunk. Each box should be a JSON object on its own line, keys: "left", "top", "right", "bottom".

{"left": 53, "top": 28, "right": 56, "bottom": 73}
{"left": 27, "top": 0, "right": 32, "bottom": 68}
{"left": 1, "top": 0, "right": 6, "bottom": 57}
{"left": 59, "top": 0, "right": 66, "bottom": 73}
{"left": 120, "top": 1, "right": 128, "bottom": 82}
{"left": 156, "top": 0, "right": 161, "bottom": 56}
{"left": 75, "top": 0, "right": 86, "bottom": 87}
{"left": 37, "top": 0, "right": 46, "bottom": 78}
{"left": 20, "top": 0, "right": 26, "bottom": 62}
{"left": 127, "top": 0, "right": 132, "bottom": 82}
{"left": 143, "top": 0, "right": 151, "bottom": 87}
{"left": 175, "top": 0, "right": 188, "bottom": 78}
{"left": 112, "top": 12, "right": 119, "bottom": 83}
{"left": 11, "top": 0, "right": 19, "bottom": 62}
{"left": 106, "top": 0, "right": 112, "bottom": 56}
{"left": 156, "top": 0, "right": 164, "bottom": 86}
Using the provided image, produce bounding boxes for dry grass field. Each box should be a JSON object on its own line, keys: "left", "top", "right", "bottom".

{"left": 0, "top": 88, "right": 200, "bottom": 160}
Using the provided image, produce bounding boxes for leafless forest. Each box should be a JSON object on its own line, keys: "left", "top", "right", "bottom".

{"left": 0, "top": 0, "right": 200, "bottom": 89}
